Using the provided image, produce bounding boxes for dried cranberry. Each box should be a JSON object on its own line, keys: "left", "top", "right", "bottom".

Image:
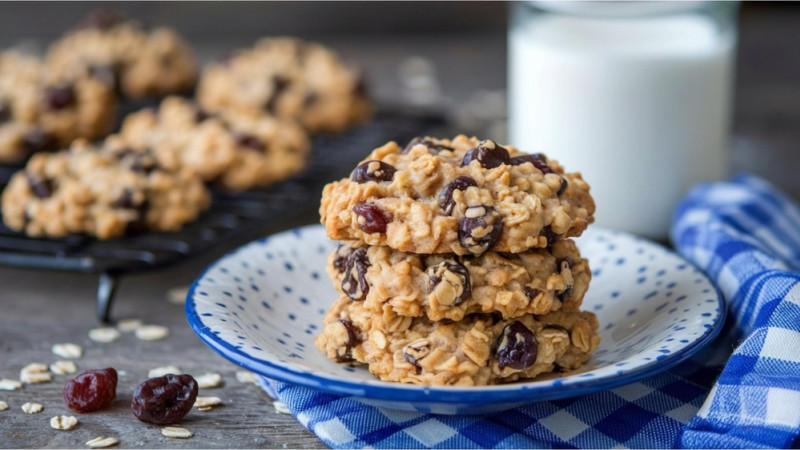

{"left": 461, "top": 140, "right": 510, "bottom": 169}
{"left": 45, "top": 84, "right": 77, "bottom": 110}
{"left": 0, "top": 102, "right": 11, "bottom": 124}
{"left": 26, "top": 173, "right": 52, "bottom": 198}
{"left": 403, "top": 137, "right": 454, "bottom": 154}
{"left": 23, "top": 129, "right": 57, "bottom": 153}
{"left": 351, "top": 160, "right": 396, "bottom": 183}
{"left": 540, "top": 225, "right": 560, "bottom": 246}
{"left": 509, "top": 153, "right": 554, "bottom": 174}
{"left": 495, "top": 321, "right": 538, "bottom": 370}
{"left": 234, "top": 133, "right": 265, "bottom": 151}
{"left": 458, "top": 205, "right": 503, "bottom": 255}
{"left": 523, "top": 286, "right": 540, "bottom": 301}
{"left": 335, "top": 319, "right": 361, "bottom": 363}
{"left": 403, "top": 339, "right": 431, "bottom": 374}
{"left": 353, "top": 203, "right": 391, "bottom": 234}
{"left": 438, "top": 176, "right": 477, "bottom": 214}
{"left": 62, "top": 368, "right": 118, "bottom": 413}
{"left": 131, "top": 374, "right": 198, "bottom": 425}
{"left": 427, "top": 260, "right": 471, "bottom": 306}
{"left": 341, "top": 247, "right": 370, "bottom": 301}
{"left": 265, "top": 75, "right": 291, "bottom": 114}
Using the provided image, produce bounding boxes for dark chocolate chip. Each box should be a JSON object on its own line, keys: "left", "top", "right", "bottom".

{"left": 509, "top": 153, "right": 554, "bottom": 174}
{"left": 495, "top": 321, "right": 538, "bottom": 370}
{"left": 438, "top": 176, "right": 477, "bottom": 214}
{"left": 557, "top": 177, "right": 568, "bottom": 196}
{"left": 540, "top": 225, "right": 560, "bottom": 246}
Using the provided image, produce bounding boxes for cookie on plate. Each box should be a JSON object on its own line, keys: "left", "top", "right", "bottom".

{"left": 1, "top": 139, "right": 210, "bottom": 239}
{"left": 316, "top": 295, "right": 600, "bottom": 386}
{"left": 197, "top": 37, "right": 371, "bottom": 134}
{"left": 118, "top": 96, "right": 310, "bottom": 190}
{"left": 46, "top": 11, "right": 196, "bottom": 99}
{"left": 320, "top": 135, "right": 595, "bottom": 255}
{"left": 0, "top": 51, "right": 116, "bottom": 163}
{"left": 327, "top": 239, "right": 590, "bottom": 322}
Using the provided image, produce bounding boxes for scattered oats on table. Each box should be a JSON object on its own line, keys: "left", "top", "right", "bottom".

{"left": 161, "top": 426, "right": 193, "bottom": 439}
{"left": 51, "top": 343, "right": 83, "bottom": 359}
{"left": 193, "top": 396, "right": 222, "bottom": 409}
{"left": 21, "top": 402, "right": 43, "bottom": 414}
{"left": 116, "top": 318, "right": 143, "bottom": 333}
{"left": 273, "top": 401, "right": 290, "bottom": 415}
{"left": 50, "top": 415, "right": 79, "bottom": 430}
{"left": 148, "top": 365, "right": 181, "bottom": 378}
{"left": 135, "top": 325, "right": 169, "bottom": 341}
{"left": 86, "top": 436, "right": 119, "bottom": 448}
{"left": 88, "top": 327, "right": 122, "bottom": 343}
{"left": 0, "top": 379, "right": 22, "bottom": 390}
{"left": 20, "top": 363, "right": 52, "bottom": 384}
{"left": 195, "top": 372, "right": 223, "bottom": 389}
{"left": 167, "top": 286, "right": 189, "bottom": 305}
{"left": 0, "top": 401, "right": 9, "bottom": 411}
{"left": 50, "top": 360, "right": 78, "bottom": 375}
{"left": 235, "top": 371, "right": 257, "bottom": 384}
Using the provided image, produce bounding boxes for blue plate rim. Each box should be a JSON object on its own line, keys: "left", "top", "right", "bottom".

{"left": 185, "top": 224, "right": 726, "bottom": 406}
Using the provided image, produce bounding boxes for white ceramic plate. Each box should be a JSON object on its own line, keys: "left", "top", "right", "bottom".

{"left": 186, "top": 225, "right": 724, "bottom": 414}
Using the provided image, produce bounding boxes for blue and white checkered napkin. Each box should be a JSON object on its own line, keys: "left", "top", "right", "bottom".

{"left": 263, "top": 173, "right": 800, "bottom": 448}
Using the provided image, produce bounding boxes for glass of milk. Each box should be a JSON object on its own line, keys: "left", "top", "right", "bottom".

{"left": 509, "top": 1, "right": 738, "bottom": 241}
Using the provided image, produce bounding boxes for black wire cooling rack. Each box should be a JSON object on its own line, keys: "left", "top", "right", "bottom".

{"left": 0, "top": 108, "right": 445, "bottom": 322}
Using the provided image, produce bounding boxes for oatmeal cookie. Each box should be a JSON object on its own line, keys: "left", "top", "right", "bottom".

{"left": 197, "top": 37, "right": 371, "bottom": 134}
{"left": 1, "top": 139, "right": 210, "bottom": 239}
{"left": 118, "top": 97, "right": 310, "bottom": 190}
{"left": 327, "top": 239, "right": 589, "bottom": 321}
{"left": 0, "top": 51, "right": 116, "bottom": 163}
{"left": 46, "top": 11, "right": 196, "bottom": 99}
{"left": 320, "top": 135, "right": 595, "bottom": 255}
{"left": 316, "top": 295, "right": 600, "bottom": 386}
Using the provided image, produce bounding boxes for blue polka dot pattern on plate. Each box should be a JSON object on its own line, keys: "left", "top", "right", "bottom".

{"left": 185, "top": 225, "right": 725, "bottom": 415}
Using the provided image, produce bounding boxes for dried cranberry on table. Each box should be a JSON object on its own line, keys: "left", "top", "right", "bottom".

{"left": 131, "top": 374, "right": 198, "bottom": 425}
{"left": 62, "top": 367, "right": 118, "bottom": 413}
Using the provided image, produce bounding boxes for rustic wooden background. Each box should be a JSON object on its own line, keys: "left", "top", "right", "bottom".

{"left": 1, "top": 3, "right": 799, "bottom": 448}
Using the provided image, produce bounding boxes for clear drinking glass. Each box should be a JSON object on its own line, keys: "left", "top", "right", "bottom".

{"left": 509, "top": 1, "right": 739, "bottom": 241}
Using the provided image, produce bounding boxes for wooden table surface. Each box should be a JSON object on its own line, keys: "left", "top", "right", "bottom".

{"left": 2, "top": 4, "right": 798, "bottom": 448}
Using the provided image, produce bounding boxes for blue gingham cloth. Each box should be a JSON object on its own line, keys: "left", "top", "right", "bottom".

{"left": 262, "top": 173, "right": 800, "bottom": 448}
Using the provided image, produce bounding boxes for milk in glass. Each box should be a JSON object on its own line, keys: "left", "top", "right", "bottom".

{"left": 509, "top": 2, "right": 737, "bottom": 240}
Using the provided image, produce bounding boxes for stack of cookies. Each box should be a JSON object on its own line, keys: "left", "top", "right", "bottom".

{"left": 316, "top": 135, "right": 601, "bottom": 386}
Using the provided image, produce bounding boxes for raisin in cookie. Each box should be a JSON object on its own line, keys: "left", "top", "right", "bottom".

{"left": 316, "top": 295, "right": 600, "bottom": 386}
{"left": 1, "top": 139, "right": 210, "bottom": 239}
{"left": 327, "top": 239, "right": 589, "bottom": 322}
{"left": 117, "top": 97, "right": 310, "bottom": 190}
{"left": 197, "top": 37, "right": 371, "bottom": 134}
{"left": 0, "top": 51, "right": 116, "bottom": 163}
{"left": 320, "top": 136, "right": 595, "bottom": 255}
{"left": 46, "top": 11, "right": 196, "bottom": 99}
